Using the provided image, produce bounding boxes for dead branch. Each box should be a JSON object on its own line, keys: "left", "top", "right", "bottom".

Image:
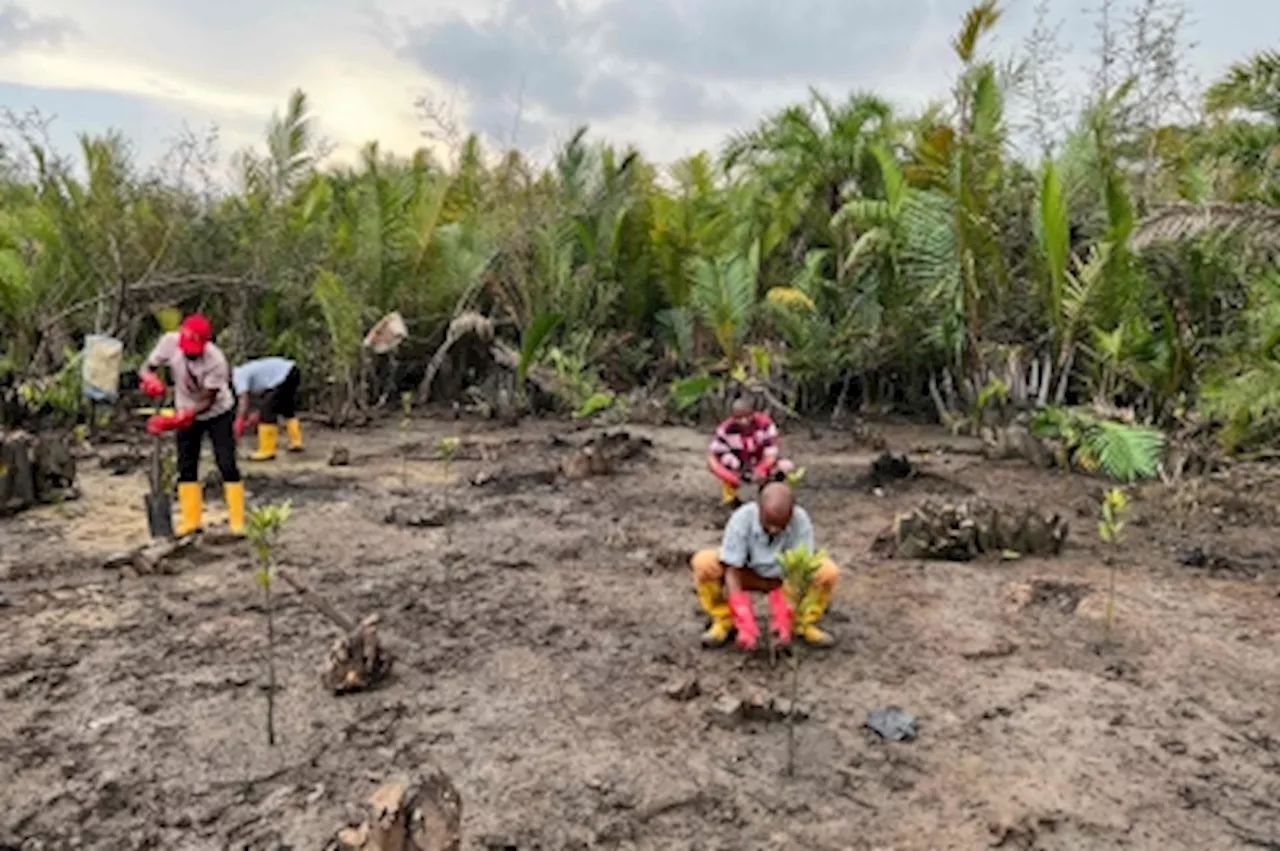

{"left": 276, "top": 567, "right": 356, "bottom": 632}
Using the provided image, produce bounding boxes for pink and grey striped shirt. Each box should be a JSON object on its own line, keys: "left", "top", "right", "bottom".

{"left": 709, "top": 412, "right": 780, "bottom": 471}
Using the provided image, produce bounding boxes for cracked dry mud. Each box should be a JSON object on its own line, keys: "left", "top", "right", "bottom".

{"left": 1, "top": 420, "right": 1278, "bottom": 850}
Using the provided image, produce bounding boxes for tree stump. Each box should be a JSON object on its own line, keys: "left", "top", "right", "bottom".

{"left": 559, "top": 431, "right": 653, "bottom": 479}
{"left": 323, "top": 613, "right": 395, "bottom": 695}
{"left": 879, "top": 497, "right": 1068, "bottom": 561}
{"left": 335, "top": 769, "right": 463, "bottom": 851}
{"left": 0, "top": 430, "right": 77, "bottom": 516}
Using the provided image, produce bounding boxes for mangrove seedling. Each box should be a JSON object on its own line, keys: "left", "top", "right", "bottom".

{"left": 246, "top": 500, "right": 293, "bottom": 746}
{"left": 1098, "top": 487, "right": 1128, "bottom": 643}
{"left": 777, "top": 542, "right": 828, "bottom": 778}
{"left": 399, "top": 392, "right": 413, "bottom": 487}
{"left": 438, "top": 435, "right": 460, "bottom": 480}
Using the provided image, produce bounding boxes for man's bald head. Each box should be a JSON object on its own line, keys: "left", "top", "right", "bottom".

{"left": 731, "top": 397, "right": 754, "bottom": 425}
{"left": 759, "top": 482, "right": 795, "bottom": 534}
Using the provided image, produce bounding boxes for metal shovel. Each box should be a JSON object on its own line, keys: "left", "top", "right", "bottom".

{"left": 144, "top": 434, "right": 173, "bottom": 539}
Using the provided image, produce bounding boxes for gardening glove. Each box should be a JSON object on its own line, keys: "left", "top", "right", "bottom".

{"left": 767, "top": 587, "right": 793, "bottom": 644}
{"left": 234, "top": 415, "right": 246, "bottom": 439}
{"left": 752, "top": 460, "right": 773, "bottom": 481}
{"left": 146, "top": 409, "right": 195, "bottom": 435}
{"left": 727, "top": 590, "right": 759, "bottom": 651}
{"left": 710, "top": 457, "right": 741, "bottom": 488}
{"left": 139, "top": 372, "right": 166, "bottom": 399}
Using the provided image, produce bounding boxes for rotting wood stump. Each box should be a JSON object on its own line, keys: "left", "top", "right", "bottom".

{"left": 559, "top": 431, "right": 653, "bottom": 479}
{"left": 877, "top": 497, "right": 1068, "bottom": 561}
{"left": 324, "top": 613, "right": 395, "bottom": 695}
{"left": 275, "top": 568, "right": 394, "bottom": 694}
{"left": 0, "top": 430, "right": 77, "bottom": 516}
{"left": 335, "top": 769, "right": 463, "bottom": 851}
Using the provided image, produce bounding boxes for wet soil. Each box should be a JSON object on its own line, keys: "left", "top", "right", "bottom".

{"left": 1, "top": 419, "right": 1278, "bottom": 850}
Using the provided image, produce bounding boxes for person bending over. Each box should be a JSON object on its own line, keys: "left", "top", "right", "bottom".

{"left": 690, "top": 482, "right": 838, "bottom": 650}
{"left": 707, "top": 397, "right": 794, "bottom": 506}
{"left": 138, "top": 314, "right": 244, "bottom": 536}
{"left": 232, "top": 356, "right": 304, "bottom": 461}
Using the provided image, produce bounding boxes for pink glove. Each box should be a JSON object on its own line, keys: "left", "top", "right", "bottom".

{"left": 767, "top": 587, "right": 793, "bottom": 644}
{"left": 139, "top": 372, "right": 166, "bottom": 399}
{"left": 727, "top": 590, "right": 759, "bottom": 650}
{"left": 753, "top": 460, "right": 773, "bottom": 481}
{"left": 710, "top": 458, "right": 741, "bottom": 488}
{"left": 234, "top": 415, "right": 246, "bottom": 439}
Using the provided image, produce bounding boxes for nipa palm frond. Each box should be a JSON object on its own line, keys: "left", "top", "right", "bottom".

{"left": 1130, "top": 202, "right": 1280, "bottom": 257}
{"left": 1080, "top": 420, "right": 1165, "bottom": 482}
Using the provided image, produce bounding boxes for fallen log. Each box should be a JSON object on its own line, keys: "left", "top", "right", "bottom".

{"left": 103, "top": 535, "right": 197, "bottom": 574}
{"left": 876, "top": 497, "right": 1069, "bottom": 561}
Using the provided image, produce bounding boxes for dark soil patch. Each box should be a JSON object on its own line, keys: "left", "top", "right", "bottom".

{"left": 1, "top": 420, "right": 1278, "bottom": 850}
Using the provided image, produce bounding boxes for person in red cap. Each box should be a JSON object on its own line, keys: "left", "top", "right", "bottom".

{"left": 137, "top": 313, "right": 244, "bottom": 536}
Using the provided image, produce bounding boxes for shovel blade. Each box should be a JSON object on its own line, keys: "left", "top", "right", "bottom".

{"left": 145, "top": 493, "right": 173, "bottom": 539}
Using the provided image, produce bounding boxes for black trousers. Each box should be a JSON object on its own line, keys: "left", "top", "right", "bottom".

{"left": 259, "top": 366, "right": 301, "bottom": 423}
{"left": 177, "top": 409, "right": 241, "bottom": 483}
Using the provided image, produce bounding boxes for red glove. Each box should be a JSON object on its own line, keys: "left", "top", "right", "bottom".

{"left": 146, "top": 410, "right": 195, "bottom": 435}
{"left": 139, "top": 372, "right": 166, "bottom": 399}
{"left": 710, "top": 458, "right": 741, "bottom": 488}
{"left": 753, "top": 458, "right": 774, "bottom": 481}
{"left": 234, "top": 415, "right": 246, "bottom": 439}
{"left": 767, "top": 587, "right": 793, "bottom": 644}
{"left": 727, "top": 590, "right": 759, "bottom": 651}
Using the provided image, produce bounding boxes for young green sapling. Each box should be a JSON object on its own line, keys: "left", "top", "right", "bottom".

{"left": 1098, "top": 487, "right": 1128, "bottom": 644}
{"left": 438, "top": 435, "right": 460, "bottom": 481}
{"left": 776, "top": 542, "right": 827, "bottom": 778}
{"left": 246, "top": 500, "right": 293, "bottom": 746}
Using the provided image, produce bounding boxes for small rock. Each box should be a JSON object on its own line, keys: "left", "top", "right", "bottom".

{"left": 328, "top": 446, "right": 350, "bottom": 466}
{"left": 709, "top": 695, "right": 743, "bottom": 726}
{"left": 385, "top": 502, "right": 458, "bottom": 528}
{"left": 664, "top": 676, "right": 700, "bottom": 702}
{"left": 769, "top": 697, "right": 810, "bottom": 721}
{"left": 865, "top": 706, "right": 918, "bottom": 741}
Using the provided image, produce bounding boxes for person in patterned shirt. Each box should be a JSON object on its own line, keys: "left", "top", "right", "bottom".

{"left": 706, "top": 397, "right": 794, "bottom": 506}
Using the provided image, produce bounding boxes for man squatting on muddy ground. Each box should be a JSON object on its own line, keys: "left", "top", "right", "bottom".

{"left": 707, "top": 396, "right": 794, "bottom": 507}
{"left": 691, "top": 482, "right": 839, "bottom": 650}
{"left": 138, "top": 313, "right": 245, "bottom": 537}
{"left": 233, "top": 357, "right": 305, "bottom": 461}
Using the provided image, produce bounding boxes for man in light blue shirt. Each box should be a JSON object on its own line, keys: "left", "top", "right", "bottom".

{"left": 690, "top": 482, "right": 840, "bottom": 650}
{"left": 232, "top": 357, "right": 303, "bottom": 460}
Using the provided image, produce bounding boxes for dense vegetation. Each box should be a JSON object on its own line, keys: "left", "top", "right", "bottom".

{"left": 1, "top": 1, "right": 1277, "bottom": 459}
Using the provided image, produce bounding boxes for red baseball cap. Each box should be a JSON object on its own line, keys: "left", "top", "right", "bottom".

{"left": 178, "top": 313, "right": 213, "bottom": 356}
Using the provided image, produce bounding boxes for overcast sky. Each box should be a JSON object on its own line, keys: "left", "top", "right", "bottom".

{"left": 0, "top": 0, "right": 1273, "bottom": 174}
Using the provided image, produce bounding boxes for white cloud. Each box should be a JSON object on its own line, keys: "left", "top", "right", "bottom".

{"left": 0, "top": 0, "right": 1274, "bottom": 171}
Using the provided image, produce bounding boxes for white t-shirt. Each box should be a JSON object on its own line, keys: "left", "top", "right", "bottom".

{"left": 232, "top": 358, "right": 295, "bottom": 395}
{"left": 144, "top": 332, "right": 235, "bottom": 421}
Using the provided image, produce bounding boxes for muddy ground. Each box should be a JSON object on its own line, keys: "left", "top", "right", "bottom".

{"left": 1, "top": 417, "right": 1278, "bottom": 850}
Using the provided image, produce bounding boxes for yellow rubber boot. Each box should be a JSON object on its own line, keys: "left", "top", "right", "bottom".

{"left": 720, "top": 481, "right": 739, "bottom": 505}
{"left": 696, "top": 580, "right": 734, "bottom": 647}
{"left": 224, "top": 480, "right": 246, "bottom": 535}
{"left": 284, "top": 418, "right": 304, "bottom": 452}
{"left": 794, "top": 584, "right": 836, "bottom": 647}
{"left": 174, "top": 482, "right": 203, "bottom": 537}
{"left": 249, "top": 423, "right": 278, "bottom": 461}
